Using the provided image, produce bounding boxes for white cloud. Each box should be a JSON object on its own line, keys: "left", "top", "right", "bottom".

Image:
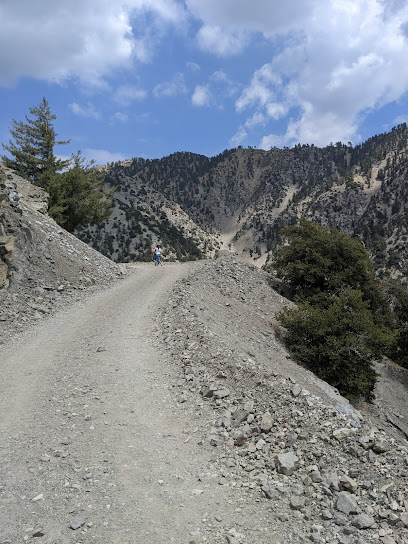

{"left": 188, "top": 0, "right": 316, "bottom": 56}
{"left": 111, "top": 112, "right": 129, "bottom": 123}
{"left": 259, "top": 133, "right": 285, "bottom": 150}
{"left": 196, "top": 25, "right": 249, "bottom": 56}
{"left": 69, "top": 101, "right": 100, "bottom": 119}
{"left": 187, "top": 61, "right": 200, "bottom": 72}
{"left": 235, "top": 64, "right": 281, "bottom": 112}
{"left": 229, "top": 126, "right": 247, "bottom": 147}
{"left": 191, "top": 85, "right": 213, "bottom": 107}
{"left": 114, "top": 85, "right": 147, "bottom": 106}
{"left": 244, "top": 112, "right": 266, "bottom": 129}
{"left": 84, "top": 148, "right": 127, "bottom": 165}
{"left": 0, "top": 0, "right": 187, "bottom": 87}
{"left": 230, "top": 113, "right": 266, "bottom": 148}
{"left": 210, "top": 70, "right": 228, "bottom": 82}
{"left": 186, "top": 0, "right": 315, "bottom": 35}
{"left": 153, "top": 73, "right": 187, "bottom": 97}
{"left": 230, "top": 0, "right": 408, "bottom": 146}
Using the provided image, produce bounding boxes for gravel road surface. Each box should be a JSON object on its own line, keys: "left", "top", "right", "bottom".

{"left": 0, "top": 263, "right": 250, "bottom": 544}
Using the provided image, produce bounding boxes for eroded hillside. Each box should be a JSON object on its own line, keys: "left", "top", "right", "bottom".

{"left": 0, "top": 166, "right": 121, "bottom": 340}
{"left": 76, "top": 124, "right": 408, "bottom": 278}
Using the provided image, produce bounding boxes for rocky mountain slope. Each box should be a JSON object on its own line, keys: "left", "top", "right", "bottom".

{"left": 158, "top": 253, "right": 408, "bottom": 543}
{"left": 1, "top": 168, "right": 408, "bottom": 543}
{"left": 0, "top": 165, "right": 122, "bottom": 340}
{"left": 76, "top": 124, "right": 408, "bottom": 278}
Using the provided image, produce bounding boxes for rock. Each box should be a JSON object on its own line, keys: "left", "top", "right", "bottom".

{"left": 201, "top": 385, "right": 217, "bottom": 398}
{"left": 310, "top": 470, "right": 323, "bottom": 483}
{"left": 213, "top": 389, "right": 230, "bottom": 399}
{"left": 32, "top": 494, "right": 43, "bottom": 501}
{"left": 261, "top": 485, "right": 278, "bottom": 499}
{"left": 32, "top": 529, "right": 46, "bottom": 537}
{"left": 323, "top": 470, "right": 340, "bottom": 491}
{"left": 400, "top": 512, "right": 408, "bottom": 527}
{"left": 231, "top": 408, "right": 249, "bottom": 425}
{"left": 372, "top": 437, "right": 390, "bottom": 453}
{"left": 260, "top": 411, "right": 273, "bottom": 432}
{"left": 256, "top": 438, "right": 266, "bottom": 450}
{"left": 221, "top": 410, "right": 231, "bottom": 427}
{"left": 285, "top": 431, "right": 298, "bottom": 447}
{"left": 290, "top": 496, "right": 305, "bottom": 510}
{"left": 0, "top": 262, "right": 8, "bottom": 288}
{"left": 335, "top": 491, "right": 359, "bottom": 515}
{"left": 339, "top": 474, "right": 358, "bottom": 492}
{"left": 333, "top": 428, "right": 351, "bottom": 441}
{"left": 0, "top": 532, "right": 11, "bottom": 544}
{"left": 352, "top": 513, "right": 375, "bottom": 529}
{"left": 70, "top": 518, "right": 85, "bottom": 530}
{"left": 207, "top": 431, "right": 223, "bottom": 446}
{"left": 321, "top": 509, "right": 333, "bottom": 520}
{"left": 275, "top": 451, "right": 299, "bottom": 475}
{"left": 291, "top": 384, "right": 302, "bottom": 397}
{"left": 191, "top": 489, "right": 204, "bottom": 495}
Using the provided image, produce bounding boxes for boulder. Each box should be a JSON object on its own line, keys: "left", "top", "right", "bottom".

{"left": 335, "top": 491, "right": 359, "bottom": 515}
{"left": 275, "top": 451, "right": 299, "bottom": 476}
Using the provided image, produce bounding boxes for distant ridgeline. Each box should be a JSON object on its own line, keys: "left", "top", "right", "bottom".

{"left": 75, "top": 124, "right": 408, "bottom": 278}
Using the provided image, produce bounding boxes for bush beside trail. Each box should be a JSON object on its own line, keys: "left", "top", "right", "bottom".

{"left": 272, "top": 219, "right": 395, "bottom": 399}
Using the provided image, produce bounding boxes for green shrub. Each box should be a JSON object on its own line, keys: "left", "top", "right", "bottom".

{"left": 273, "top": 220, "right": 395, "bottom": 399}
{"left": 278, "top": 288, "right": 394, "bottom": 399}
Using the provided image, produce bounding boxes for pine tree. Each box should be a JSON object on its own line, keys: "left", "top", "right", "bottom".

{"left": 1, "top": 97, "right": 69, "bottom": 187}
{"left": 47, "top": 151, "right": 115, "bottom": 232}
{"left": 1, "top": 99, "right": 114, "bottom": 232}
{"left": 272, "top": 219, "right": 395, "bottom": 399}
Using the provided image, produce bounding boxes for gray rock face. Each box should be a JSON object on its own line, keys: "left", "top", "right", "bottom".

{"left": 0, "top": 166, "right": 122, "bottom": 340}
{"left": 260, "top": 411, "right": 273, "bottom": 432}
{"left": 352, "top": 513, "right": 375, "bottom": 529}
{"left": 372, "top": 437, "right": 390, "bottom": 453}
{"left": 275, "top": 452, "right": 299, "bottom": 476}
{"left": 70, "top": 518, "right": 85, "bottom": 530}
{"left": 335, "top": 492, "right": 359, "bottom": 515}
{"left": 333, "top": 428, "right": 351, "bottom": 441}
{"left": 157, "top": 254, "right": 408, "bottom": 543}
{"left": 290, "top": 496, "right": 305, "bottom": 510}
{"left": 231, "top": 408, "right": 249, "bottom": 425}
{"left": 213, "top": 388, "right": 230, "bottom": 399}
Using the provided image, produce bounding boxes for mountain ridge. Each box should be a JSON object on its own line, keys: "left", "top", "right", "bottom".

{"left": 1, "top": 164, "right": 408, "bottom": 543}
{"left": 76, "top": 123, "right": 408, "bottom": 278}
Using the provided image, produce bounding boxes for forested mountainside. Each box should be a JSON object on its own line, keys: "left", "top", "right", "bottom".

{"left": 75, "top": 123, "right": 408, "bottom": 278}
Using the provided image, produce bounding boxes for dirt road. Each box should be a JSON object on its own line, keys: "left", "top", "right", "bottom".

{"left": 0, "top": 263, "right": 245, "bottom": 544}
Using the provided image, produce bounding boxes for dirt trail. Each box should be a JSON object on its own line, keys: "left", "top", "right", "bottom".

{"left": 0, "top": 263, "right": 250, "bottom": 544}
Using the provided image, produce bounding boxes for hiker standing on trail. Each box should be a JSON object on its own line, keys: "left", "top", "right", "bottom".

{"left": 152, "top": 245, "right": 158, "bottom": 266}
{"left": 156, "top": 245, "right": 162, "bottom": 266}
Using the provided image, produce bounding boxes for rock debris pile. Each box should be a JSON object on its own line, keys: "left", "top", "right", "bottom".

{"left": 159, "top": 255, "right": 408, "bottom": 544}
{"left": 0, "top": 166, "right": 122, "bottom": 341}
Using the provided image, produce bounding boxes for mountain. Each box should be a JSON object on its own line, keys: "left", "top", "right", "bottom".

{"left": 2, "top": 165, "right": 408, "bottom": 544}
{"left": 75, "top": 124, "right": 408, "bottom": 278}
{"left": 0, "top": 165, "right": 121, "bottom": 340}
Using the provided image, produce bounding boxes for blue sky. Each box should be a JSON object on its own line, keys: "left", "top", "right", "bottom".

{"left": 1, "top": 0, "right": 408, "bottom": 165}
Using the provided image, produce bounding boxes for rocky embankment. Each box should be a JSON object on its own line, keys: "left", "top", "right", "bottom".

{"left": 0, "top": 166, "right": 122, "bottom": 341}
{"left": 158, "top": 255, "right": 408, "bottom": 544}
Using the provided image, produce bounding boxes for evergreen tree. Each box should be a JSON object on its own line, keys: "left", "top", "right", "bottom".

{"left": 1, "top": 97, "right": 69, "bottom": 187}
{"left": 277, "top": 289, "right": 393, "bottom": 399}
{"left": 272, "top": 220, "right": 395, "bottom": 399}
{"left": 273, "top": 219, "right": 391, "bottom": 326}
{"left": 47, "top": 151, "right": 115, "bottom": 232}
{"left": 385, "top": 279, "right": 408, "bottom": 368}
